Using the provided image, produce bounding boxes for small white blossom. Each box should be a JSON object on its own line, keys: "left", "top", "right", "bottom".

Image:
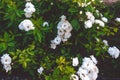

{"left": 70, "top": 74, "right": 79, "bottom": 80}
{"left": 115, "top": 18, "right": 120, "bottom": 22}
{"left": 108, "top": 46, "right": 120, "bottom": 59}
{"left": 64, "top": 32, "right": 71, "bottom": 39}
{"left": 90, "top": 55, "right": 98, "bottom": 64}
{"left": 51, "top": 36, "right": 62, "bottom": 45}
{"left": 86, "top": 12, "right": 94, "bottom": 20}
{"left": 94, "top": 19, "right": 105, "bottom": 27}
{"left": 103, "top": 40, "right": 109, "bottom": 46}
{"left": 57, "top": 29, "right": 64, "bottom": 36}
{"left": 1, "top": 53, "right": 12, "bottom": 72}
{"left": 18, "top": 19, "right": 35, "bottom": 31}
{"left": 79, "top": 11, "right": 83, "bottom": 14}
{"left": 1, "top": 54, "right": 12, "bottom": 65}
{"left": 85, "top": 20, "right": 93, "bottom": 29}
{"left": 24, "top": 2, "right": 36, "bottom": 18}
{"left": 37, "top": 67, "right": 44, "bottom": 74}
{"left": 50, "top": 2, "right": 54, "bottom": 5}
{"left": 50, "top": 43, "right": 57, "bottom": 49}
{"left": 101, "top": 17, "right": 108, "bottom": 23}
{"left": 43, "top": 21, "right": 49, "bottom": 27}
{"left": 72, "top": 57, "right": 79, "bottom": 67}
{"left": 97, "top": 26, "right": 100, "bottom": 29}
{"left": 4, "top": 64, "right": 12, "bottom": 72}
{"left": 60, "top": 15, "right": 66, "bottom": 21}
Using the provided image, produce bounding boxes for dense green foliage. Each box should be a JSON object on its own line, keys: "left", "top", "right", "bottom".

{"left": 0, "top": 0, "right": 120, "bottom": 79}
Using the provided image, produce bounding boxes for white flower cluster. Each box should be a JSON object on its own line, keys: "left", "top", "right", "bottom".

{"left": 18, "top": 1, "right": 35, "bottom": 32}
{"left": 108, "top": 46, "right": 120, "bottom": 59}
{"left": 37, "top": 66, "right": 44, "bottom": 74}
{"left": 101, "top": 39, "right": 120, "bottom": 59}
{"left": 71, "top": 55, "right": 99, "bottom": 80}
{"left": 84, "top": 11, "right": 108, "bottom": 29}
{"left": 50, "top": 15, "right": 72, "bottom": 49}
{"left": 18, "top": 19, "right": 35, "bottom": 31}
{"left": 24, "top": 2, "right": 36, "bottom": 18}
{"left": 1, "top": 54, "right": 12, "bottom": 72}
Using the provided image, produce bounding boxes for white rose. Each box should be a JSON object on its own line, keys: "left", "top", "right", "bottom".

{"left": 1, "top": 54, "right": 12, "bottom": 65}
{"left": 108, "top": 46, "right": 120, "bottom": 59}
{"left": 4, "top": 64, "right": 12, "bottom": 72}
{"left": 18, "top": 19, "right": 35, "bottom": 31}
{"left": 85, "top": 20, "right": 93, "bottom": 29}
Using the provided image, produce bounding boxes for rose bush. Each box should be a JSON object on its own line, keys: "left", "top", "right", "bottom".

{"left": 0, "top": 0, "right": 120, "bottom": 80}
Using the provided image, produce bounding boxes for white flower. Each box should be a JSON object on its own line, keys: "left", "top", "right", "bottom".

{"left": 96, "top": 10, "right": 99, "bottom": 13}
{"left": 77, "top": 67, "right": 88, "bottom": 75}
{"left": 103, "top": 40, "right": 109, "bottom": 46}
{"left": 94, "top": 19, "right": 105, "bottom": 27}
{"left": 76, "top": 56, "right": 99, "bottom": 80}
{"left": 79, "top": 11, "right": 83, "bottom": 14}
{"left": 108, "top": 46, "right": 120, "bottom": 59}
{"left": 115, "top": 18, "right": 120, "bottom": 22}
{"left": 90, "top": 55, "right": 98, "bottom": 64}
{"left": 50, "top": 43, "right": 57, "bottom": 49}
{"left": 72, "top": 57, "right": 79, "bottom": 67}
{"left": 101, "top": 17, "right": 108, "bottom": 23}
{"left": 24, "top": 2, "right": 36, "bottom": 18}
{"left": 50, "top": 15, "right": 72, "bottom": 49}
{"left": 4, "top": 64, "right": 12, "bottom": 72}
{"left": 43, "top": 21, "right": 49, "bottom": 27}
{"left": 70, "top": 74, "right": 79, "bottom": 80}
{"left": 64, "top": 32, "right": 71, "bottom": 39}
{"left": 86, "top": 12, "right": 93, "bottom": 20}
{"left": 24, "top": 7, "right": 35, "bottom": 13}
{"left": 1, "top": 54, "right": 12, "bottom": 65}
{"left": 62, "top": 38, "right": 68, "bottom": 43}
{"left": 97, "top": 26, "right": 100, "bottom": 29}
{"left": 51, "top": 36, "right": 62, "bottom": 45}
{"left": 85, "top": 20, "right": 93, "bottom": 29}
{"left": 57, "top": 29, "right": 64, "bottom": 36}
{"left": 25, "top": 13, "right": 32, "bottom": 18}
{"left": 50, "top": 2, "right": 54, "bottom": 5}
{"left": 18, "top": 19, "right": 35, "bottom": 31}
{"left": 37, "top": 67, "right": 44, "bottom": 74}
{"left": 60, "top": 15, "right": 66, "bottom": 21}
{"left": 25, "top": 2, "right": 35, "bottom": 9}
{"left": 1, "top": 54, "right": 12, "bottom": 72}
{"left": 61, "top": 21, "right": 70, "bottom": 30}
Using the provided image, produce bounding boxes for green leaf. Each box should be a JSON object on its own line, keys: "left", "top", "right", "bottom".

{"left": 71, "top": 19, "right": 80, "bottom": 31}
{"left": 68, "top": 7, "right": 78, "bottom": 13}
